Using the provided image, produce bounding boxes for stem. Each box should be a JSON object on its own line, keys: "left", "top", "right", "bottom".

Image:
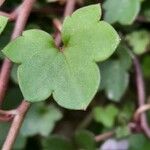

{"left": 0, "top": 0, "right": 5, "bottom": 6}
{"left": 0, "top": 0, "right": 36, "bottom": 106}
{"left": 95, "top": 131, "right": 114, "bottom": 142}
{"left": 64, "top": 0, "right": 76, "bottom": 18}
{"left": 133, "top": 55, "right": 150, "bottom": 137}
{"left": 2, "top": 101, "right": 30, "bottom": 150}
{"left": 55, "top": 0, "right": 76, "bottom": 47}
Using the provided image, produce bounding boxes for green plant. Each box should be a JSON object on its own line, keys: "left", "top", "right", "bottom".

{"left": 0, "top": 0, "right": 150, "bottom": 149}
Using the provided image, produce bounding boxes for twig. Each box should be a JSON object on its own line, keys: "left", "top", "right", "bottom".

{"left": 0, "top": 109, "right": 17, "bottom": 122}
{"left": 134, "top": 104, "right": 150, "bottom": 122}
{"left": 64, "top": 0, "right": 76, "bottom": 18}
{"left": 0, "top": 0, "right": 5, "bottom": 6}
{"left": 95, "top": 131, "right": 115, "bottom": 142}
{"left": 2, "top": 101, "right": 30, "bottom": 150}
{"left": 55, "top": 0, "right": 76, "bottom": 47}
{"left": 133, "top": 55, "right": 150, "bottom": 138}
{"left": 0, "top": 109, "right": 17, "bottom": 116}
{"left": 0, "top": 0, "right": 35, "bottom": 149}
{"left": 0, "top": 10, "right": 17, "bottom": 21}
{"left": 0, "top": 0, "right": 36, "bottom": 106}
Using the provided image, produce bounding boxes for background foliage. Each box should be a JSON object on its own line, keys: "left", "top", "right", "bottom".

{"left": 0, "top": 0, "right": 150, "bottom": 149}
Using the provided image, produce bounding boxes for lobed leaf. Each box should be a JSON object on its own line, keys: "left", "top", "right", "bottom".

{"left": 103, "top": 0, "right": 141, "bottom": 25}
{"left": 3, "top": 4, "right": 120, "bottom": 110}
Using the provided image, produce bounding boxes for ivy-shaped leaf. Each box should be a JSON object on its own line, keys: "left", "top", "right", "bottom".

{"left": 20, "top": 103, "right": 62, "bottom": 137}
{"left": 0, "top": 16, "right": 8, "bottom": 34}
{"left": 126, "top": 30, "right": 150, "bottom": 55}
{"left": 100, "top": 60, "right": 129, "bottom": 101}
{"left": 93, "top": 104, "right": 119, "bottom": 128}
{"left": 99, "top": 45, "right": 131, "bottom": 101}
{"left": 3, "top": 4, "right": 120, "bottom": 110}
{"left": 103, "top": 0, "right": 141, "bottom": 25}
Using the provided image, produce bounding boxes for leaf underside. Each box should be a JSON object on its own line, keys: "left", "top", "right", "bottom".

{"left": 3, "top": 4, "right": 120, "bottom": 110}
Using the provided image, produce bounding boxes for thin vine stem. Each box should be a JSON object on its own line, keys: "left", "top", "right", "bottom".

{"left": 0, "top": 0, "right": 35, "bottom": 149}
{"left": 2, "top": 101, "right": 30, "bottom": 150}
{"left": 133, "top": 55, "right": 150, "bottom": 138}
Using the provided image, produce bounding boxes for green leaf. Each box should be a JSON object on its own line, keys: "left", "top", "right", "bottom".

{"left": 103, "top": 0, "right": 141, "bottom": 25}
{"left": 74, "top": 130, "right": 96, "bottom": 150}
{"left": 10, "top": 64, "right": 19, "bottom": 84}
{"left": 115, "top": 126, "right": 131, "bottom": 139}
{"left": 117, "top": 101, "right": 135, "bottom": 125}
{"left": 20, "top": 103, "right": 62, "bottom": 137}
{"left": 141, "top": 0, "right": 150, "bottom": 21}
{"left": 3, "top": 4, "right": 120, "bottom": 110}
{"left": 42, "top": 135, "right": 74, "bottom": 150}
{"left": 116, "top": 45, "right": 132, "bottom": 70}
{"left": 142, "top": 55, "right": 150, "bottom": 78}
{"left": 0, "top": 16, "right": 8, "bottom": 34}
{"left": 100, "top": 60, "right": 129, "bottom": 101}
{"left": 126, "top": 30, "right": 150, "bottom": 55}
{"left": 93, "top": 104, "right": 119, "bottom": 128}
{"left": 129, "top": 134, "right": 150, "bottom": 150}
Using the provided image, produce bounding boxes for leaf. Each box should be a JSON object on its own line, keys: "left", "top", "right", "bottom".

{"left": 117, "top": 101, "right": 135, "bottom": 125}
{"left": 116, "top": 45, "right": 132, "bottom": 70}
{"left": 42, "top": 135, "right": 74, "bottom": 150}
{"left": 141, "top": 0, "right": 150, "bottom": 21}
{"left": 126, "top": 30, "right": 150, "bottom": 55}
{"left": 129, "top": 134, "right": 150, "bottom": 150}
{"left": 103, "top": 0, "right": 141, "bottom": 25}
{"left": 142, "top": 55, "right": 150, "bottom": 78}
{"left": 74, "top": 130, "right": 96, "bottom": 150}
{"left": 0, "top": 16, "right": 8, "bottom": 34}
{"left": 20, "top": 103, "right": 62, "bottom": 137}
{"left": 93, "top": 104, "right": 119, "bottom": 128}
{"left": 100, "top": 60, "right": 129, "bottom": 101}
{"left": 115, "top": 126, "right": 131, "bottom": 139}
{"left": 10, "top": 64, "right": 19, "bottom": 84}
{"left": 3, "top": 4, "right": 120, "bottom": 110}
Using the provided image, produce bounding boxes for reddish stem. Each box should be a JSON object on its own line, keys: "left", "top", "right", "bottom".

{"left": 0, "top": 0, "right": 36, "bottom": 106}
{"left": 2, "top": 101, "right": 30, "bottom": 150}
{"left": 55, "top": 0, "right": 76, "bottom": 47}
{"left": 133, "top": 55, "right": 150, "bottom": 138}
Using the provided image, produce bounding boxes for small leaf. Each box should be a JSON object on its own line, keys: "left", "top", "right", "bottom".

{"left": 20, "top": 103, "right": 62, "bottom": 137}
{"left": 42, "top": 135, "right": 74, "bottom": 150}
{"left": 129, "top": 134, "right": 150, "bottom": 150}
{"left": 100, "top": 60, "right": 129, "bottom": 101}
{"left": 126, "top": 30, "right": 150, "bottom": 55}
{"left": 75, "top": 130, "right": 96, "bottom": 150}
{"left": 115, "top": 126, "right": 131, "bottom": 139}
{"left": 117, "top": 101, "right": 135, "bottom": 125}
{"left": 103, "top": 0, "right": 141, "bottom": 25}
{"left": 93, "top": 105, "right": 119, "bottom": 128}
{"left": 141, "top": 0, "right": 150, "bottom": 21}
{"left": 0, "top": 16, "right": 8, "bottom": 34}
{"left": 142, "top": 55, "right": 150, "bottom": 78}
{"left": 3, "top": 4, "right": 120, "bottom": 110}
